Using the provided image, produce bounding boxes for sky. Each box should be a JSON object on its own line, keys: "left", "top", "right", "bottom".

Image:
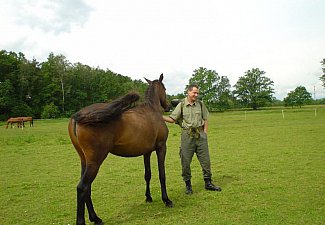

{"left": 1, "top": 0, "right": 325, "bottom": 100}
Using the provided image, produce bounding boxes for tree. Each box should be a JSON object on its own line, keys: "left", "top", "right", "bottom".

{"left": 283, "top": 86, "right": 312, "bottom": 108}
{"left": 0, "top": 79, "right": 15, "bottom": 119}
{"left": 214, "top": 76, "right": 233, "bottom": 111}
{"left": 233, "top": 68, "right": 274, "bottom": 110}
{"left": 17, "top": 57, "right": 43, "bottom": 116}
{"left": 320, "top": 58, "right": 325, "bottom": 88}
{"left": 0, "top": 51, "right": 28, "bottom": 118}
{"left": 41, "top": 53, "right": 71, "bottom": 114}
{"left": 41, "top": 102, "right": 60, "bottom": 119}
{"left": 188, "top": 67, "right": 232, "bottom": 111}
{"left": 65, "top": 62, "right": 96, "bottom": 112}
{"left": 0, "top": 50, "right": 20, "bottom": 81}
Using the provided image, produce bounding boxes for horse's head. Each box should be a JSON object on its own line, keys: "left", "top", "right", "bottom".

{"left": 145, "top": 74, "right": 170, "bottom": 112}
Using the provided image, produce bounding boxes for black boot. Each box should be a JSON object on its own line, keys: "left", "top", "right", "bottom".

{"left": 185, "top": 180, "right": 193, "bottom": 194}
{"left": 204, "top": 178, "right": 222, "bottom": 191}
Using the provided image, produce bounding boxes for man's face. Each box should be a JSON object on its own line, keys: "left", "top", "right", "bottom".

{"left": 187, "top": 87, "right": 199, "bottom": 102}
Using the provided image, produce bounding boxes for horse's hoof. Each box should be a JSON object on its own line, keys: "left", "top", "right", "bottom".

{"left": 165, "top": 200, "right": 174, "bottom": 208}
{"left": 95, "top": 220, "right": 104, "bottom": 225}
{"left": 146, "top": 196, "right": 153, "bottom": 203}
{"left": 93, "top": 217, "right": 103, "bottom": 225}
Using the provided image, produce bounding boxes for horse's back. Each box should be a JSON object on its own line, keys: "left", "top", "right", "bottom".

{"left": 73, "top": 93, "right": 140, "bottom": 126}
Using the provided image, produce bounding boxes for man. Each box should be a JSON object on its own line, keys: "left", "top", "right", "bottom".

{"left": 163, "top": 84, "right": 221, "bottom": 194}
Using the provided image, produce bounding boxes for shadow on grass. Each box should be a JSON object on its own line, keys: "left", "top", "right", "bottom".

{"left": 218, "top": 174, "right": 240, "bottom": 186}
{"left": 98, "top": 175, "right": 240, "bottom": 225}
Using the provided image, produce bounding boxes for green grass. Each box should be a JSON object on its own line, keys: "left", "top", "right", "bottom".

{"left": 1, "top": 107, "right": 325, "bottom": 225}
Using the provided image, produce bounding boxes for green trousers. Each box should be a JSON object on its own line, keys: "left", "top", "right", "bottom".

{"left": 180, "top": 129, "right": 212, "bottom": 182}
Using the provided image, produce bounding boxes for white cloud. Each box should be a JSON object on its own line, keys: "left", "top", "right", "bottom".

{"left": 14, "top": 0, "right": 92, "bottom": 33}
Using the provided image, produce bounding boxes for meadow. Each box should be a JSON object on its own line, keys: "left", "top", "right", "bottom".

{"left": 1, "top": 106, "right": 325, "bottom": 225}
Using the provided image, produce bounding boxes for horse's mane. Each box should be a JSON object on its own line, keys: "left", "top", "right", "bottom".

{"left": 143, "top": 79, "right": 164, "bottom": 107}
{"left": 145, "top": 81, "right": 155, "bottom": 96}
{"left": 73, "top": 92, "right": 140, "bottom": 126}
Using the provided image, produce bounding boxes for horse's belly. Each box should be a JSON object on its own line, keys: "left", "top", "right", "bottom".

{"left": 111, "top": 142, "right": 154, "bottom": 157}
{"left": 108, "top": 112, "right": 166, "bottom": 157}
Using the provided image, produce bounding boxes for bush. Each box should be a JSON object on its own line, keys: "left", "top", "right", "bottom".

{"left": 11, "top": 102, "right": 33, "bottom": 117}
{"left": 41, "top": 103, "right": 60, "bottom": 119}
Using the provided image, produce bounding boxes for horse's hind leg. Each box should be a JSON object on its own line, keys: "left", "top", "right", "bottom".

{"left": 156, "top": 144, "right": 173, "bottom": 207}
{"left": 144, "top": 153, "right": 153, "bottom": 203}
{"left": 77, "top": 164, "right": 103, "bottom": 225}
{"left": 79, "top": 163, "right": 102, "bottom": 225}
{"left": 85, "top": 184, "right": 101, "bottom": 224}
{"left": 68, "top": 120, "right": 101, "bottom": 225}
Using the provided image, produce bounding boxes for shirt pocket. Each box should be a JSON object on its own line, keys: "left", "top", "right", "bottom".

{"left": 194, "top": 111, "right": 202, "bottom": 123}
{"left": 182, "top": 112, "right": 191, "bottom": 124}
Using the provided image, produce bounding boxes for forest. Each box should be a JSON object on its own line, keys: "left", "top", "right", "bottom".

{"left": 0, "top": 50, "right": 150, "bottom": 120}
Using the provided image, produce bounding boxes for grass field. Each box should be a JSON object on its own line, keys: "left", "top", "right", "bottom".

{"left": 1, "top": 106, "right": 325, "bottom": 225}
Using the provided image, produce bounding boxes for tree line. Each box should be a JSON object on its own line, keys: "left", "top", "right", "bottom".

{"left": 183, "top": 66, "right": 322, "bottom": 111}
{"left": 0, "top": 50, "right": 148, "bottom": 120}
{"left": 1, "top": 50, "right": 324, "bottom": 120}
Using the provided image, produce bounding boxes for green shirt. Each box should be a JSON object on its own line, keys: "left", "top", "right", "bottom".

{"left": 169, "top": 98, "right": 209, "bottom": 129}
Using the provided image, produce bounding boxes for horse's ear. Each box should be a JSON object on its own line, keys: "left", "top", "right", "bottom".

{"left": 144, "top": 77, "right": 151, "bottom": 84}
{"left": 159, "top": 73, "right": 164, "bottom": 82}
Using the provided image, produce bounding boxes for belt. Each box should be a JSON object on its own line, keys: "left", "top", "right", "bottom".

{"left": 182, "top": 126, "right": 203, "bottom": 138}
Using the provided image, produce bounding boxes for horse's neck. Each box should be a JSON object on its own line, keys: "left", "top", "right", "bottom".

{"left": 145, "top": 89, "right": 161, "bottom": 112}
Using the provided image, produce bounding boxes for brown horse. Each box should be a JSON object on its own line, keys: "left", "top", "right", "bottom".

{"left": 5, "top": 117, "right": 23, "bottom": 128}
{"left": 5, "top": 117, "right": 33, "bottom": 129}
{"left": 68, "top": 74, "right": 173, "bottom": 225}
{"left": 19, "top": 117, "right": 34, "bottom": 127}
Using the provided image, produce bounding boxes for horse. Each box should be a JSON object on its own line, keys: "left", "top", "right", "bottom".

{"left": 68, "top": 74, "right": 173, "bottom": 225}
{"left": 19, "top": 117, "right": 34, "bottom": 127}
{"left": 5, "top": 117, "right": 23, "bottom": 129}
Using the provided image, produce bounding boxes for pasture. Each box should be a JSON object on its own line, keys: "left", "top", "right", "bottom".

{"left": 1, "top": 107, "right": 325, "bottom": 225}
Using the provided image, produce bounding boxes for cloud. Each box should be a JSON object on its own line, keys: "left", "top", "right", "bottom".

{"left": 13, "top": 0, "right": 93, "bottom": 34}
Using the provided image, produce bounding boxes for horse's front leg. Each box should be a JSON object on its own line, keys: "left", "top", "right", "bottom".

{"left": 156, "top": 144, "right": 173, "bottom": 208}
{"left": 143, "top": 153, "right": 153, "bottom": 203}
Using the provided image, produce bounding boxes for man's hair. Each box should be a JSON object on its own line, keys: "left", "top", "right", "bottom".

{"left": 187, "top": 84, "right": 199, "bottom": 91}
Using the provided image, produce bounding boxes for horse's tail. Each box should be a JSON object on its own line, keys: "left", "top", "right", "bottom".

{"left": 73, "top": 92, "right": 140, "bottom": 126}
{"left": 73, "top": 118, "right": 77, "bottom": 136}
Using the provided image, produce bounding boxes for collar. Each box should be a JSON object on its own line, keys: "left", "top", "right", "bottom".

{"left": 184, "top": 97, "right": 197, "bottom": 106}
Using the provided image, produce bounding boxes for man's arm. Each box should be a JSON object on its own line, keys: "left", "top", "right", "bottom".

{"left": 203, "top": 120, "right": 208, "bottom": 133}
{"left": 163, "top": 115, "right": 175, "bottom": 123}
